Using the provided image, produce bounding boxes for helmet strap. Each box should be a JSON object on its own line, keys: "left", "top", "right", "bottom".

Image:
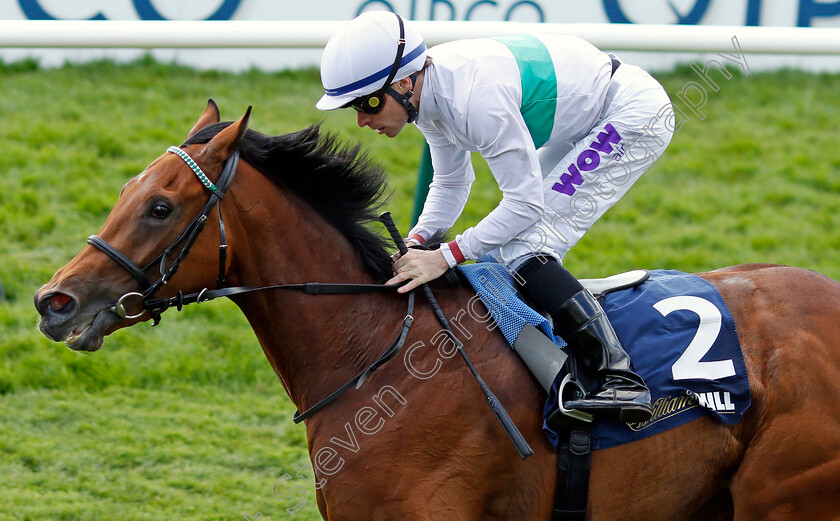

{"left": 386, "top": 72, "right": 419, "bottom": 123}
{"left": 379, "top": 13, "right": 417, "bottom": 123}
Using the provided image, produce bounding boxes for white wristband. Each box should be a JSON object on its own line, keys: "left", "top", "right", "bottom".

{"left": 439, "top": 243, "right": 459, "bottom": 268}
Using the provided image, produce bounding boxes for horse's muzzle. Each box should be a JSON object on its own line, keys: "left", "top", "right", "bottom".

{"left": 34, "top": 288, "right": 99, "bottom": 350}
{"left": 35, "top": 289, "right": 79, "bottom": 336}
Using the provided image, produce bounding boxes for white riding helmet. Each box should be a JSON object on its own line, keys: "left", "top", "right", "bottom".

{"left": 316, "top": 11, "right": 427, "bottom": 111}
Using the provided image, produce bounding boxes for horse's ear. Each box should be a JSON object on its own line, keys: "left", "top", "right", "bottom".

{"left": 199, "top": 106, "right": 251, "bottom": 167}
{"left": 187, "top": 98, "right": 221, "bottom": 139}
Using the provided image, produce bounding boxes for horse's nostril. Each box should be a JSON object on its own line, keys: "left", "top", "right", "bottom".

{"left": 50, "top": 293, "right": 73, "bottom": 311}
{"left": 37, "top": 291, "right": 77, "bottom": 317}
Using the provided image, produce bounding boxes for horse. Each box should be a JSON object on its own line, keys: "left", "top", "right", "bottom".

{"left": 34, "top": 100, "right": 840, "bottom": 521}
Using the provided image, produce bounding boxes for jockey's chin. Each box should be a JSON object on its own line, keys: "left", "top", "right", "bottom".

{"left": 379, "top": 123, "right": 407, "bottom": 138}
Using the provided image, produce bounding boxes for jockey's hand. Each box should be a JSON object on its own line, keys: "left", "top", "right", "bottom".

{"left": 387, "top": 248, "right": 449, "bottom": 293}
{"left": 390, "top": 238, "right": 421, "bottom": 262}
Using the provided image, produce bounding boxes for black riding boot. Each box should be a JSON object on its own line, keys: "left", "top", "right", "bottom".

{"left": 516, "top": 256, "right": 652, "bottom": 424}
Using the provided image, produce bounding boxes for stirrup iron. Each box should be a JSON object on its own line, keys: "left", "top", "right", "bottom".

{"left": 557, "top": 374, "right": 594, "bottom": 423}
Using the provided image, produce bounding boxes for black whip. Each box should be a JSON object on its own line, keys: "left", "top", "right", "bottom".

{"left": 379, "top": 211, "right": 533, "bottom": 459}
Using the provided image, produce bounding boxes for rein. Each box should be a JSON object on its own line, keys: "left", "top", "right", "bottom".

{"left": 142, "top": 279, "right": 416, "bottom": 424}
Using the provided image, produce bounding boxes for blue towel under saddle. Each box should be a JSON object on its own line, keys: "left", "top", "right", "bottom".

{"left": 458, "top": 264, "right": 751, "bottom": 451}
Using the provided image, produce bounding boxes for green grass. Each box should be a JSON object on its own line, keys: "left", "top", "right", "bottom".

{"left": 0, "top": 387, "right": 312, "bottom": 521}
{"left": 0, "top": 56, "right": 838, "bottom": 519}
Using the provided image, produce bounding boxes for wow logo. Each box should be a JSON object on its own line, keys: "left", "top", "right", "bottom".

{"left": 551, "top": 123, "right": 622, "bottom": 197}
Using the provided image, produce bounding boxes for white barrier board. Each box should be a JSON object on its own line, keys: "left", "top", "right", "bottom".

{"left": 1, "top": 0, "right": 839, "bottom": 71}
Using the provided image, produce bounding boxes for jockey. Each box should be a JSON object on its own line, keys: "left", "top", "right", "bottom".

{"left": 316, "top": 11, "right": 674, "bottom": 424}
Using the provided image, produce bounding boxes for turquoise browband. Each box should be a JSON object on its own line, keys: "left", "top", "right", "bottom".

{"left": 167, "top": 146, "right": 218, "bottom": 193}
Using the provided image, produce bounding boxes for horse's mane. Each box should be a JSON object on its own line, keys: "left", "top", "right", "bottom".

{"left": 184, "top": 122, "right": 394, "bottom": 281}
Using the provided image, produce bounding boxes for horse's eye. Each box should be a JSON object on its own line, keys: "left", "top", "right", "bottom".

{"left": 151, "top": 204, "right": 170, "bottom": 219}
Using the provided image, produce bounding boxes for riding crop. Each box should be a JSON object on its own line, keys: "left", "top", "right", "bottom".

{"left": 379, "top": 211, "right": 534, "bottom": 459}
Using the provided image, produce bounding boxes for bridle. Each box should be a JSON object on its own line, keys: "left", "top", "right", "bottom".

{"left": 87, "top": 145, "right": 239, "bottom": 326}
{"left": 84, "top": 143, "right": 416, "bottom": 423}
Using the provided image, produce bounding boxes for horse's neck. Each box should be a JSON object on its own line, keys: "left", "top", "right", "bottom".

{"left": 223, "top": 170, "right": 401, "bottom": 412}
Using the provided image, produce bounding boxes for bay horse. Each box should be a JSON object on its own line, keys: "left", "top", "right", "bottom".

{"left": 35, "top": 101, "right": 840, "bottom": 521}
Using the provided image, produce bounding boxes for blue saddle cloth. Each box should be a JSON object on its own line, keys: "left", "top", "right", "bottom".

{"left": 457, "top": 264, "right": 751, "bottom": 451}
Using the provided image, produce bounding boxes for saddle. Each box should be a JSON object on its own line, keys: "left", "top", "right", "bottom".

{"left": 580, "top": 269, "right": 651, "bottom": 297}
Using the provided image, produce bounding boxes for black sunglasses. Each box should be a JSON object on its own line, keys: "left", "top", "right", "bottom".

{"left": 347, "top": 90, "right": 387, "bottom": 115}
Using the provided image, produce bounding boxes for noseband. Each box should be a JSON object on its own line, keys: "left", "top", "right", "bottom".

{"left": 87, "top": 145, "right": 240, "bottom": 325}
